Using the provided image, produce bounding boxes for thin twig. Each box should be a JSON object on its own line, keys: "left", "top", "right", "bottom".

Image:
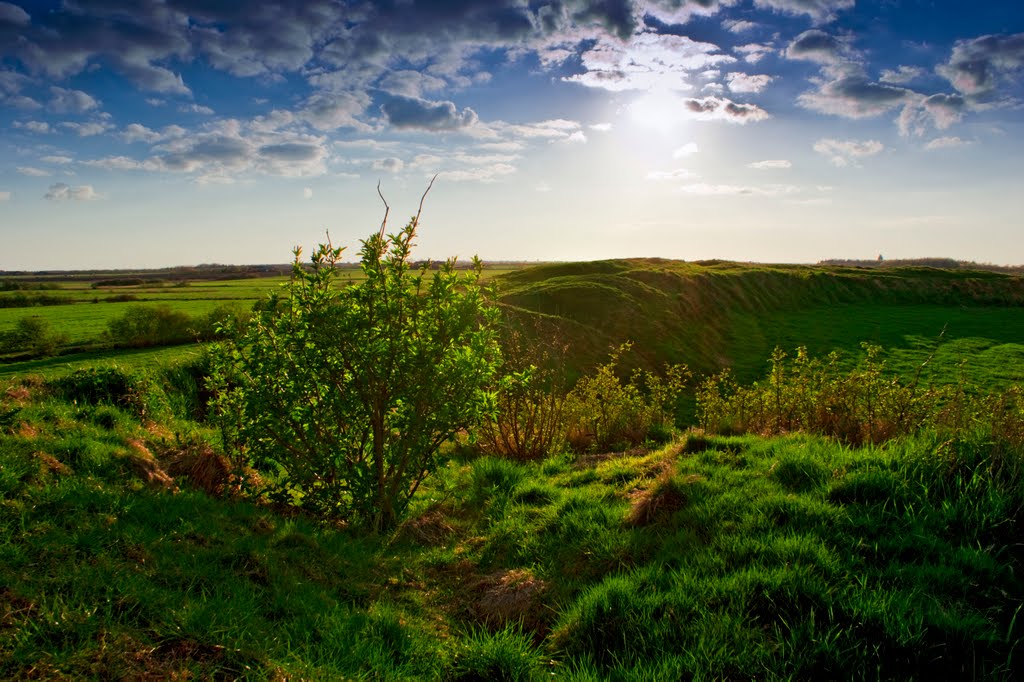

{"left": 377, "top": 179, "right": 390, "bottom": 240}
{"left": 411, "top": 174, "right": 438, "bottom": 230}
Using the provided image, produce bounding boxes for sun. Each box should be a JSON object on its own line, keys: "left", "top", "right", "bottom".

{"left": 627, "top": 90, "right": 685, "bottom": 134}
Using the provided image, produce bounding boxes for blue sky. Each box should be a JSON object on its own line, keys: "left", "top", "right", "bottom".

{"left": 1, "top": 0, "right": 1022, "bottom": 269}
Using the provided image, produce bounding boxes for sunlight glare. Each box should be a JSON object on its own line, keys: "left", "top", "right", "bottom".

{"left": 628, "top": 90, "right": 685, "bottom": 134}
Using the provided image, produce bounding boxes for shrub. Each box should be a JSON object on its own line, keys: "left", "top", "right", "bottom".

{"left": 562, "top": 343, "right": 689, "bottom": 452}
{"left": 105, "top": 305, "right": 194, "bottom": 348}
{"left": 0, "top": 315, "right": 67, "bottom": 357}
{"left": 478, "top": 321, "right": 568, "bottom": 460}
{"left": 211, "top": 196, "right": 501, "bottom": 531}
{"left": 698, "top": 344, "right": 950, "bottom": 445}
{"left": 47, "top": 367, "right": 150, "bottom": 417}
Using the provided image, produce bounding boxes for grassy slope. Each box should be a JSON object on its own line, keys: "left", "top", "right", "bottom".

{"left": 2, "top": 259, "right": 1023, "bottom": 678}
{"left": 2, "top": 381, "right": 1021, "bottom": 679}
{"left": 497, "top": 259, "right": 1024, "bottom": 384}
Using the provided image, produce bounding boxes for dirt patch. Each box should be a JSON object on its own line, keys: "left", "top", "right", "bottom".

{"left": 35, "top": 451, "right": 71, "bottom": 477}
{"left": 3, "top": 384, "right": 33, "bottom": 404}
{"left": 17, "top": 422, "right": 39, "bottom": 438}
{"left": 470, "top": 568, "right": 549, "bottom": 633}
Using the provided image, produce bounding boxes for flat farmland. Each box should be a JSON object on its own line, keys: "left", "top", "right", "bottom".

{"left": 0, "top": 265, "right": 526, "bottom": 372}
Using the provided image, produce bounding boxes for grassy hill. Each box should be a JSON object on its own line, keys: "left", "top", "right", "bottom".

{"left": 496, "top": 259, "right": 1024, "bottom": 388}
{"left": 2, "top": 258, "right": 1023, "bottom": 678}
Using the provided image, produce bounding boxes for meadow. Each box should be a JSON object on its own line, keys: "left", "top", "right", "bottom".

{"left": 1, "top": 259, "right": 1022, "bottom": 679}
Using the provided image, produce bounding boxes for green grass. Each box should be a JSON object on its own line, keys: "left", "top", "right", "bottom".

{"left": 726, "top": 303, "right": 1024, "bottom": 386}
{"left": 0, "top": 345, "right": 207, "bottom": 380}
{"left": 2, "top": 370, "right": 1021, "bottom": 678}
{"left": 1, "top": 258, "right": 1022, "bottom": 677}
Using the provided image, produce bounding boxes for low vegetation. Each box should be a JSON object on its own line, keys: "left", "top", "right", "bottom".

{"left": 1, "top": 249, "right": 1023, "bottom": 678}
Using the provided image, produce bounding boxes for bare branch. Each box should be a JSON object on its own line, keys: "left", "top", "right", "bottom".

{"left": 377, "top": 179, "right": 390, "bottom": 240}
{"left": 412, "top": 174, "right": 438, "bottom": 231}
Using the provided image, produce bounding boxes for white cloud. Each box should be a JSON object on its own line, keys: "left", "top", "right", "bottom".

{"left": 300, "top": 91, "right": 371, "bottom": 131}
{"left": 735, "top": 43, "right": 773, "bottom": 64}
{"left": 879, "top": 65, "right": 925, "bottom": 84}
{"left": 748, "top": 159, "right": 792, "bottom": 169}
{"left": 937, "top": 33, "right": 1024, "bottom": 98}
{"left": 59, "top": 120, "right": 115, "bottom": 136}
{"left": 12, "top": 120, "right": 51, "bottom": 133}
{"left": 121, "top": 123, "right": 162, "bottom": 143}
{"left": 798, "top": 75, "right": 914, "bottom": 119}
{"left": 589, "top": 122, "right": 613, "bottom": 131}
{"left": 813, "top": 138, "right": 884, "bottom": 166}
{"left": 678, "top": 182, "right": 800, "bottom": 196}
{"left": 753, "top": 0, "right": 854, "bottom": 22}
{"left": 16, "top": 166, "right": 50, "bottom": 176}
{"left": 40, "top": 155, "right": 73, "bottom": 164}
{"left": 724, "top": 19, "right": 758, "bottom": 34}
{"left": 0, "top": 2, "right": 29, "bottom": 25}
{"left": 83, "top": 156, "right": 157, "bottom": 171}
{"left": 372, "top": 157, "right": 405, "bottom": 173}
{"left": 441, "top": 163, "right": 516, "bottom": 183}
{"left": 565, "top": 31, "right": 735, "bottom": 93}
{"left": 672, "top": 143, "right": 699, "bottom": 158}
{"left": 682, "top": 96, "right": 770, "bottom": 123}
{"left": 646, "top": 168, "right": 698, "bottom": 181}
{"left": 303, "top": 187, "right": 313, "bottom": 199}
{"left": 48, "top": 86, "right": 100, "bottom": 114}
{"left": 44, "top": 183, "right": 100, "bottom": 201}
{"left": 925, "top": 136, "right": 969, "bottom": 150}
{"left": 179, "top": 103, "right": 215, "bottom": 115}
{"left": 726, "top": 72, "right": 773, "bottom": 93}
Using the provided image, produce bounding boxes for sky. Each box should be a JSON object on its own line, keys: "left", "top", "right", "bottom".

{"left": 1, "top": 1, "right": 1022, "bottom": 270}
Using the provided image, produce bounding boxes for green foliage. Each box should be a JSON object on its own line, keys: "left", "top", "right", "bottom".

{"left": 105, "top": 304, "right": 194, "bottom": 348}
{"left": 212, "top": 218, "right": 501, "bottom": 530}
{"left": 563, "top": 343, "right": 689, "bottom": 452}
{"left": 0, "top": 315, "right": 67, "bottom": 357}
{"left": 479, "top": 321, "right": 568, "bottom": 460}
{"left": 47, "top": 367, "right": 150, "bottom": 417}
{"left": 697, "top": 343, "right": 1024, "bottom": 446}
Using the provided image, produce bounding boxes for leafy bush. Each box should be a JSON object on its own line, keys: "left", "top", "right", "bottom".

{"left": 105, "top": 305, "right": 194, "bottom": 348}
{"left": 0, "top": 315, "right": 67, "bottom": 357}
{"left": 563, "top": 343, "right": 689, "bottom": 452}
{"left": 697, "top": 344, "right": 1024, "bottom": 448}
{"left": 211, "top": 210, "right": 501, "bottom": 530}
{"left": 190, "top": 303, "right": 252, "bottom": 342}
{"left": 478, "top": 322, "right": 568, "bottom": 460}
{"left": 47, "top": 367, "right": 150, "bottom": 417}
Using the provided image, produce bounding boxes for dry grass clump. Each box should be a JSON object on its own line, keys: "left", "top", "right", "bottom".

{"left": 125, "top": 439, "right": 175, "bottom": 489}
{"left": 161, "top": 440, "right": 237, "bottom": 497}
{"left": 471, "top": 568, "right": 548, "bottom": 632}
{"left": 625, "top": 470, "right": 700, "bottom": 527}
{"left": 399, "top": 505, "right": 456, "bottom": 546}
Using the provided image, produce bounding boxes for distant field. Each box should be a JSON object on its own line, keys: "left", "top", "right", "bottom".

{"left": 0, "top": 265, "right": 523, "bottom": 367}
